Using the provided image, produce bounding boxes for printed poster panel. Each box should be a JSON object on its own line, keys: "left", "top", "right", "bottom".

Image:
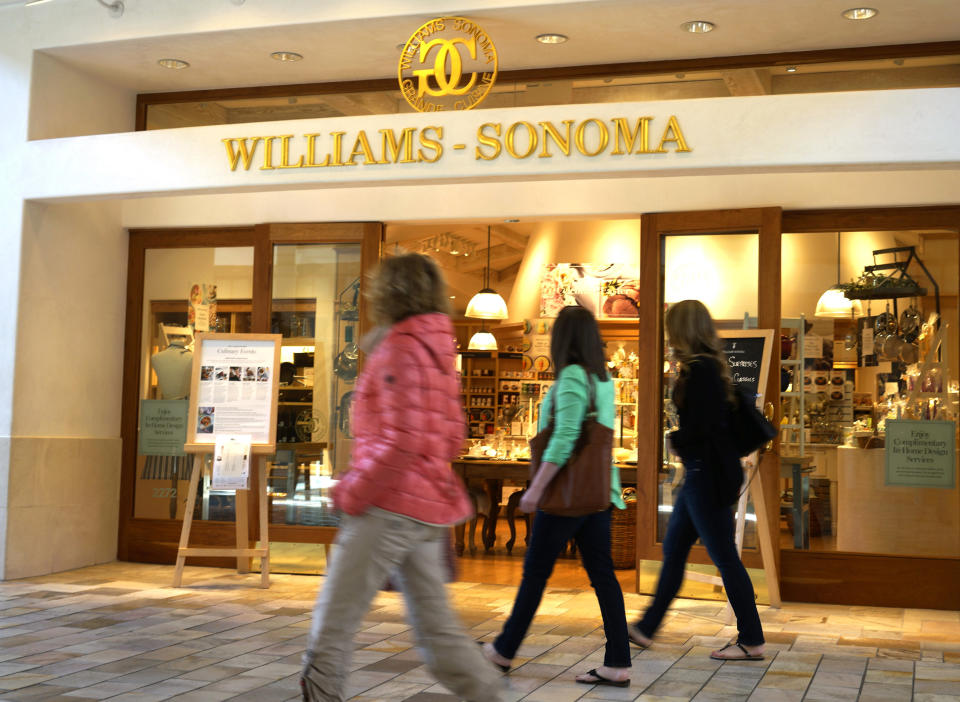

{"left": 522, "top": 318, "right": 553, "bottom": 374}
{"left": 539, "top": 263, "right": 640, "bottom": 319}
{"left": 194, "top": 337, "right": 276, "bottom": 445}
{"left": 885, "top": 420, "right": 957, "bottom": 488}
{"left": 138, "top": 399, "right": 188, "bottom": 456}
{"left": 189, "top": 283, "right": 217, "bottom": 332}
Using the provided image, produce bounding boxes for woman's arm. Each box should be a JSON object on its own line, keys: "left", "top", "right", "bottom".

{"left": 540, "top": 365, "right": 590, "bottom": 466}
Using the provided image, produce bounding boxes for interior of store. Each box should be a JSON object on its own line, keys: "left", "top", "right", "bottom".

{"left": 133, "top": 217, "right": 958, "bottom": 600}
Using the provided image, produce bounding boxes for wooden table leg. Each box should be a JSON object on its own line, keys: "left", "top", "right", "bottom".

{"left": 483, "top": 479, "right": 502, "bottom": 552}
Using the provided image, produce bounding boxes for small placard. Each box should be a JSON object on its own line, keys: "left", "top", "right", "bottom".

{"left": 212, "top": 435, "right": 252, "bottom": 490}
{"left": 803, "top": 333, "right": 823, "bottom": 359}
{"left": 138, "top": 400, "right": 188, "bottom": 456}
{"left": 885, "top": 420, "right": 956, "bottom": 488}
{"left": 861, "top": 328, "right": 874, "bottom": 356}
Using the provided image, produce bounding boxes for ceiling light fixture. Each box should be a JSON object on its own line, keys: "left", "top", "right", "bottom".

{"left": 815, "top": 232, "right": 863, "bottom": 318}
{"left": 536, "top": 33, "right": 568, "bottom": 44}
{"left": 841, "top": 7, "right": 878, "bottom": 20}
{"left": 271, "top": 51, "right": 304, "bottom": 62}
{"left": 785, "top": 66, "right": 798, "bottom": 73}
{"left": 680, "top": 20, "right": 715, "bottom": 33}
{"left": 466, "top": 226, "right": 508, "bottom": 320}
{"left": 157, "top": 58, "right": 190, "bottom": 70}
{"left": 468, "top": 324, "right": 499, "bottom": 351}
{"left": 95, "top": 0, "right": 123, "bottom": 17}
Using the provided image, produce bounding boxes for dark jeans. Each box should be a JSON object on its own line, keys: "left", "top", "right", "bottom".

{"left": 636, "top": 458, "right": 764, "bottom": 647}
{"left": 494, "top": 508, "right": 630, "bottom": 668}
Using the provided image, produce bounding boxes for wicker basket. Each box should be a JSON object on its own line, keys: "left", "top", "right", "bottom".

{"left": 610, "top": 500, "right": 637, "bottom": 569}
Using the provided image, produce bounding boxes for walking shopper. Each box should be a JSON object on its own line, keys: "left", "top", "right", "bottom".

{"left": 301, "top": 253, "right": 502, "bottom": 702}
{"left": 629, "top": 299, "right": 765, "bottom": 661}
{"left": 481, "top": 305, "right": 632, "bottom": 687}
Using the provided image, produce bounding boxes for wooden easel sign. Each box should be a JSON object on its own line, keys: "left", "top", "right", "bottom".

{"left": 174, "top": 332, "right": 282, "bottom": 589}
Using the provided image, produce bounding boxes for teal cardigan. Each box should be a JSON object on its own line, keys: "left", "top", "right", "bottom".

{"left": 538, "top": 364, "right": 626, "bottom": 510}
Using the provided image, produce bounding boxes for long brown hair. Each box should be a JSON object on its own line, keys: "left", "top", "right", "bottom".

{"left": 366, "top": 253, "right": 451, "bottom": 326}
{"left": 665, "top": 299, "right": 734, "bottom": 403}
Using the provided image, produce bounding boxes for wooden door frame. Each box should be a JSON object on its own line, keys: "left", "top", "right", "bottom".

{"left": 118, "top": 223, "right": 382, "bottom": 567}
{"left": 779, "top": 205, "right": 960, "bottom": 609}
{"left": 635, "top": 208, "right": 782, "bottom": 592}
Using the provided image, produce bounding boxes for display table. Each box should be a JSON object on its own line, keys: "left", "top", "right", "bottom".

{"left": 836, "top": 446, "right": 960, "bottom": 556}
{"left": 451, "top": 459, "right": 637, "bottom": 555}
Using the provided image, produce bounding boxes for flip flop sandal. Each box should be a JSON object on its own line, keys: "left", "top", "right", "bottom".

{"left": 575, "top": 668, "right": 630, "bottom": 688}
{"left": 710, "top": 642, "right": 765, "bottom": 661}
{"left": 477, "top": 641, "right": 510, "bottom": 673}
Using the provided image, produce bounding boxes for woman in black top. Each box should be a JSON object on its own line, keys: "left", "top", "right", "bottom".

{"left": 629, "top": 299, "right": 765, "bottom": 661}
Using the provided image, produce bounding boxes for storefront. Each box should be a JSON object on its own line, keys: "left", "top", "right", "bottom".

{"left": 2, "top": 3, "right": 959, "bottom": 609}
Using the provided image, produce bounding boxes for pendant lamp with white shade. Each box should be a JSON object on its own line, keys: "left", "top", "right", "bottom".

{"left": 468, "top": 323, "right": 498, "bottom": 351}
{"left": 465, "top": 226, "right": 508, "bottom": 320}
{"left": 815, "top": 232, "right": 863, "bottom": 318}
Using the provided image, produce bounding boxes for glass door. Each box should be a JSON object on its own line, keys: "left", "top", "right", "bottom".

{"left": 635, "top": 209, "right": 781, "bottom": 600}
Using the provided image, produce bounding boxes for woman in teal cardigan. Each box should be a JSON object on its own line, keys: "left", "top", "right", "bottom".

{"left": 481, "top": 305, "right": 631, "bottom": 688}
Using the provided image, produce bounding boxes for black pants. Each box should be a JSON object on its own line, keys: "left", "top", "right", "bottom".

{"left": 494, "top": 508, "right": 631, "bottom": 668}
{"left": 636, "top": 458, "right": 764, "bottom": 646}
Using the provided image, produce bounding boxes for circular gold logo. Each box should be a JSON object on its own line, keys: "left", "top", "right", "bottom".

{"left": 398, "top": 17, "right": 498, "bottom": 112}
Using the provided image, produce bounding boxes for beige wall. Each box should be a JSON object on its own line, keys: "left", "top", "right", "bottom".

{"left": 7, "top": 201, "right": 127, "bottom": 578}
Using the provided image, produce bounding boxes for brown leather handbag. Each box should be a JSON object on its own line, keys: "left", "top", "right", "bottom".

{"left": 528, "top": 373, "right": 613, "bottom": 516}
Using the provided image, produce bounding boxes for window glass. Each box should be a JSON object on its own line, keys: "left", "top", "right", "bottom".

{"left": 780, "top": 231, "right": 959, "bottom": 556}
{"left": 134, "top": 246, "right": 254, "bottom": 521}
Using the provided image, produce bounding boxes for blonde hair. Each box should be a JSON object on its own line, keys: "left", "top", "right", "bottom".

{"left": 665, "top": 299, "right": 734, "bottom": 401}
{"left": 367, "top": 253, "right": 451, "bottom": 326}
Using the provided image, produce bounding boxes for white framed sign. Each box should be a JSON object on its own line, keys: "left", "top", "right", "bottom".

{"left": 186, "top": 333, "right": 281, "bottom": 451}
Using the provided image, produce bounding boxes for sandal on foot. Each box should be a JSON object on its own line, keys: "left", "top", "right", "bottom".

{"left": 477, "top": 641, "right": 511, "bottom": 673}
{"left": 710, "top": 641, "right": 765, "bottom": 661}
{"left": 628, "top": 625, "right": 652, "bottom": 649}
{"left": 575, "top": 668, "right": 630, "bottom": 688}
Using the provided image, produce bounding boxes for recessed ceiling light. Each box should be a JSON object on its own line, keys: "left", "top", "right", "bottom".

{"left": 157, "top": 58, "right": 190, "bottom": 70}
{"left": 842, "top": 7, "right": 878, "bottom": 20}
{"left": 680, "top": 20, "right": 715, "bottom": 33}
{"left": 271, "top": 51, "right": 303, "bottom": 62}
{"left": 536, "top": 33, "right": 568, "bottom": 44}
{"left": 785, "top": 66, "right": 798, "bottom": 73}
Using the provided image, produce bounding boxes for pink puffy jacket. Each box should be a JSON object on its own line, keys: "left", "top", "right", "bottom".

{"left": 332, "top": 312, "right": 472, "bottom": 526}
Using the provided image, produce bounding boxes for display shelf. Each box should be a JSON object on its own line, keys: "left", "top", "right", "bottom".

{"left": 282, "top": 337, "right": 316, "bottom": 347}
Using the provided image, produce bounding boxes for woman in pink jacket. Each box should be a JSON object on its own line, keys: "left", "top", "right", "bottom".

{"left": 301, "top": 253, "right": 502, "bottom": 702}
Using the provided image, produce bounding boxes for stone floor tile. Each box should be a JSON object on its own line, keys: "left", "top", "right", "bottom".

{"left": 856, "top": 682, "right": 914, "bottom": 702}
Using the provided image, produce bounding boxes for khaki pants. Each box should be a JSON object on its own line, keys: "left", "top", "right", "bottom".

{"left": 302, "top": 507, "right": 502, "bottom": 702}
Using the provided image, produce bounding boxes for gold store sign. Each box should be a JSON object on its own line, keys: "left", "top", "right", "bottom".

{"left": 398, "top": 17, "right": 498, "bottom": 112}
{"left": 222, "top": 115, "right": 691, "bottom": 171}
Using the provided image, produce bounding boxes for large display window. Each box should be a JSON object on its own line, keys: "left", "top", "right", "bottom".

{"left": 118, "top": 224, "right": 380, "bottom": 571}
{"left": 780, "top": 229, "right": 959, "bottom": 558}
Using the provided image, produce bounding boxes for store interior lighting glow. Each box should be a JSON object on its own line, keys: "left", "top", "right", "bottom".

{"left": 466, "top": 226, "right": 508, "bottom": 320}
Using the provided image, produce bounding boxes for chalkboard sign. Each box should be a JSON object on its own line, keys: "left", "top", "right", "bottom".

{"left": 718, "top": 329, "right": 774, "bottom": 407}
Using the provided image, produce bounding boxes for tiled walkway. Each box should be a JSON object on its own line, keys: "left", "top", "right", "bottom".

{"left": 0, "top": 563, "right": 958, "bottom": 701}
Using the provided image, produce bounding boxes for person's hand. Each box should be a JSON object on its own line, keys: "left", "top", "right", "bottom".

{"left": 519, "top": 488, "right": 541, "bottom": 514}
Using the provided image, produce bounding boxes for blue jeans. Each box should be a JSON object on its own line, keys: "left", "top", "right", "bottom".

{"left": 636, "top": 459, "right": 764, "bottom": 647}
{"left": 494, "top": 508, "right": 631, "bottom": 668}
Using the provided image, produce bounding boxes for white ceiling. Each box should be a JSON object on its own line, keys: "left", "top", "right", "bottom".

{"left": 35, "top": 0, "right": 960, "bottom": 94}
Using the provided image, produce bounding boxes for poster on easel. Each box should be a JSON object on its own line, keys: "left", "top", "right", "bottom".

{"left": 186, "top": 333, "right": 282, "bottom": 449}
{"left": 174, "top": 332, "right": 281, "bottom": 589}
